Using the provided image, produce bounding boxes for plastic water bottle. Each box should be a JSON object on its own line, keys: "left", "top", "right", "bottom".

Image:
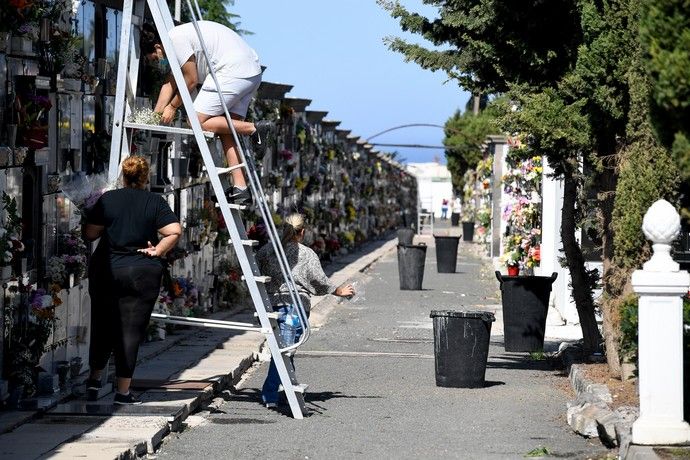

{"left": 280, "top": 306, "right": 300, "bottom": 346}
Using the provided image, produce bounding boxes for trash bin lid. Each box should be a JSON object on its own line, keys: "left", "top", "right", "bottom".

{"left": 430, "top": 310, "right": 496, "bottom": 322}
{"left": 397, "top": 243, "right": 428, "bottom": 249}
{"left": 432, "top": 235, "right": 461, "bottom": 240}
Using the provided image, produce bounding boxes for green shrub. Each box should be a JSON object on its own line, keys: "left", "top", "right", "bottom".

{"left": 620, "top": 294, "right": 690, "bottom": 365}
{"left": 619, "top": 294, "right": 639, "bottom": 363}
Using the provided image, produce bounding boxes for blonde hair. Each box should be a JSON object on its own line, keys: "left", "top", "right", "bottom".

{"left": 282, "top": 213, "right": 305, "bottom": 243}
{"left": 121, "top": 155, "right": 149, "bottom": 189}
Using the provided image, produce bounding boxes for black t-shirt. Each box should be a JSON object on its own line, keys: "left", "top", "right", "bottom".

{"left": 87, "top": 188, "right": 178, "bottom": 268}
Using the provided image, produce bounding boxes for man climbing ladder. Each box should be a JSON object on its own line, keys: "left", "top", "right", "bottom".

{"left": 141, "top": 20, "right": 271, "bottom": 205}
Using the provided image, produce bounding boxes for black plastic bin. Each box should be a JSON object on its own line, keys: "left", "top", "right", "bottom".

{"left": 397, "top": 228, "right": 415, "bottom": 246}
{"left": 430, "top": 310, "right": 496, "bottom": 388}
{"left": 495, "top": 271, "right": 558, "bottom": 352}
{"left": 450, "top": 212, "right": 460, "bottom": 227}
{"left": 462, "top": 222, "right": 475, "bottom": 242}
{"left": 397, "top": 244, "right": 427, "bottom": 290}
{"left": 434, "top": 235, "right": 460, "bottom": 273}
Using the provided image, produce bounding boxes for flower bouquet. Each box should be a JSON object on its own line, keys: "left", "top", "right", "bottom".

{"left": 0, "top": 193, "right": 24, "bottom": 272}
{"left": 60, "top": 172, "right": 116, "bottom": 219}
{"left": 128, "top": 107, "right": 162, "bottom": 125}
{"left": 501, "top": 249, "right": 522, "bottom": 276}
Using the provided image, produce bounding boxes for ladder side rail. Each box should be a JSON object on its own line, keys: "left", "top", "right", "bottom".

{"left": 146, "top": 0, "right": 279, "bottom": 348}
{"left": 242, "top": 151, "right": 312, "bottom": 347}
{"left": 181, "top": 1, "right": 310, "bottom": 349}
{"left": 156, "top": 0, "right": 181, "bottom": 162}
{"left": 191, "top": 0, "right": 203, "bottom": 23}
{"left": 157, "top": 0, "right": 175, "bottom": 30}
{"left": 120, "top": 2, "right": 147, "bottom": 170}
{"left": 108, "top": 0, "right": 137, "bottom": 182}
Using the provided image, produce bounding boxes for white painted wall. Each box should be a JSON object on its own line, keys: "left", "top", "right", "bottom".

{"left": 407, "top": 162, "right": 453, "bottom": 218}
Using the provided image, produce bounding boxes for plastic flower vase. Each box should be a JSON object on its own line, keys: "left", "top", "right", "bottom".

{"left": 507, "top": 265, "right": 519, "bottom": 277}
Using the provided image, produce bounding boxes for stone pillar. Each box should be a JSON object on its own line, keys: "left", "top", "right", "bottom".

{"left": 490, "top": 138, "right": 508, "bottom": 259}
{"left": 538, "top": 157, "right": 579, "bottom": 323}
{"left": 631, "top": 199, "right": 690, "bottom": 445}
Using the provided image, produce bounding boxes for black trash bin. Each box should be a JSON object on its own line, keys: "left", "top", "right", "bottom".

{"left": 430, "top": 310, "right": 495, "bottom": 388}
{"left": 462, "top": 222, "right": 475, "bottom": 242}
{"left": 397, "top": 228, "right": 415, "bottom": 246}
{"left": 434, "top": 235, "right": 460, "bottom": 273}
{"left": 450, "top": 212, "right": 460, "bottom": 227}
{"left": 495, "top": 271, "right": 558, "bottom": 352}
{"left": 397, "top": 243, "right": 427, "bottom": 290}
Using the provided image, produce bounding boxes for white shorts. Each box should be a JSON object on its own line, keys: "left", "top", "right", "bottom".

{"left": 193, "top": 73, "right": 262, "bottom": 118}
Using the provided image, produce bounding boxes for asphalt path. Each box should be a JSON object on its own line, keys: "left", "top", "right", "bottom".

{"left": 155, "top": 238, "right": 609, "bottom": 459}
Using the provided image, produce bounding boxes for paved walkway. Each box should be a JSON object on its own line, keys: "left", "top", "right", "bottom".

{"left": 0, "top": 222, "right": 607, "bottom": 459}
{"left": 153, "top": 225, "right": 610, "bottom": 459}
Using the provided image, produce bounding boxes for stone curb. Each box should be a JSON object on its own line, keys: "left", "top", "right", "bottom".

{"left": 567, "top": 363, "right": 639, "bottom": 455}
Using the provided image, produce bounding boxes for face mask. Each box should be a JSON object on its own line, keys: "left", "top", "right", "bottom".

{"left": 158, "top": 58, "right": 169, "bottom": 72}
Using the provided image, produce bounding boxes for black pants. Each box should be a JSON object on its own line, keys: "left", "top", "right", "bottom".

{"left": 89, "top": 263, "right": 163, "bottom": 378}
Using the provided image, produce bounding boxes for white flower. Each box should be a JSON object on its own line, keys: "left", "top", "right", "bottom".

{"left": 128, "top": 107, "right": 162, "bottom": 125}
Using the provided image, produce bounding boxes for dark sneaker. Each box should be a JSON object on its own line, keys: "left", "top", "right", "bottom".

{"left": 253, "top": 120, "right": 275, "bottom": 145}
{"left": 85, "top": 378, "right": 101, "bottom": 390}
{"left": 85, "top": 378, "right": 102, "bottom": 402}
{"left": 225, "top": 186, "right": 252, "bottom": 206}
{"left": 114, "top": 392, "right": 142, "bottom": 405}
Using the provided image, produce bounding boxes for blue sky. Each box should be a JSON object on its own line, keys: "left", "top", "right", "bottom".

{"left": 232, "top": 0, "right": 470, "bottom": 164}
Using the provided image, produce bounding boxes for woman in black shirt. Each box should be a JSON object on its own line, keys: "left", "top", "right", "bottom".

{"left": 83, "top": 155, "right": 182, "bottom": 404}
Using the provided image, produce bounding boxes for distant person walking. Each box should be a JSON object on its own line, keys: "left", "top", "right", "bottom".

{"left": 454, "top": 196, "right": 462, "bottom": 215}
{"left": 84, "top": 156, "right": 182, "bottom": 405}
{"left": 441, "top": 198, "right": 449, "bottom": 220}
{"left": 451, "top": 196, "right": 462, "bottom": 226}
{"left": 256, "top": 213, "right": 354, "bottom": 407}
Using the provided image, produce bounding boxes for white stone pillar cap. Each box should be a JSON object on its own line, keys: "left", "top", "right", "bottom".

{"left": 632, "top": 269, "right": 690, "bottom": 294}
{"left": 641, "top": 199, "right": 681, "bottom": 272}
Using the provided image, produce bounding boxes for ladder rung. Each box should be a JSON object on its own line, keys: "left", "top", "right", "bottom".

{"left": 214, "top": 202, "right": 248, "bottom": 211}
{"left": 279, "top": 383, "right": 308, "bottom": 393}
{"left": 124, "top": 122, "right": 215, "bottom": 138}
{"left": 242, "top": 275, "right": 271, "bottom": 283}
{"left": 254, "top": 312, "right": 280, "bottom": 319}
{"left": 216, "top": 164, "right": 246, "bottom": 175}
{"left": 149, "top": 313, "right": 261, "bottom": 331}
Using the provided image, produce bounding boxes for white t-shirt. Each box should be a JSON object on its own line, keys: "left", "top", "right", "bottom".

{"left": 168, "top": 21, "right": 261, "bottom": 91}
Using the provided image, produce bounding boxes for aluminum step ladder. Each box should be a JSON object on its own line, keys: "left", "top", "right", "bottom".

{"left": 417, "top": 195, "right": 434, "bottom": 235}
{"left": 108, "top": 0, "right": 310, "bottom": 419}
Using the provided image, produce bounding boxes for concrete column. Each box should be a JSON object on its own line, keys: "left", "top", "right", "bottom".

{"left": 538, "top": 157, "right": 579, "bottom": 323}
{"left": 489, "top": 137, "right": 508, "bottom": 259}
{"left": 632, "top": 199, "right": 690, "bottom": 445}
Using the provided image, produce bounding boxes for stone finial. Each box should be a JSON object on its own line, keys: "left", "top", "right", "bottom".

{"left": 642, "top": 199, "right": 680, "bottom": 272}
